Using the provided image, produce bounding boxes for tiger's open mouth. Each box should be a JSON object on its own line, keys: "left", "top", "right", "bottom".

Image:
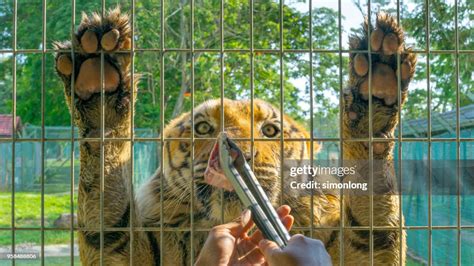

{"left": 204, "top": 141, "right": 235, "bottom": 191}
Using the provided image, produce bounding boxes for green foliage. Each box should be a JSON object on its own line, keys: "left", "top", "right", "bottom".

{"left": 0, "top": 0, "right": 339, "bottom": 132}
{"left": 0, "top": 0, "right": 470, "bottom": 133}
{"left": 386, "top": 0, "right": 472, "bottom": 119}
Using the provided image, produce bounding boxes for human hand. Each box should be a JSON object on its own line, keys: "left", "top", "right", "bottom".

{"left": 259, "top": 234, "right": 332, "bottom": 266}
{"left": 195, "top": 205, "right": 294, "bottom": 266}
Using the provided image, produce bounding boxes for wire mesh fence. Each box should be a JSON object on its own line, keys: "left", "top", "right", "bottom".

{"left": 0, "top": 0, "right": 473, "bottom": 265}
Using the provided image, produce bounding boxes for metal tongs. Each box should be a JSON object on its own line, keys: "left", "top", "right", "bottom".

{"left": 218, "top": 132, "right": 291, "bottom": 248}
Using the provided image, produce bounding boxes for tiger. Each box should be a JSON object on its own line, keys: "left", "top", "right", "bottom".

{"left": 53, "top": 7, "right": 416, "bottom": 266}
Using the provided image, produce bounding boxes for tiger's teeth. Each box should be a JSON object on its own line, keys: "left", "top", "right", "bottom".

{"left": 203, "top": 140, "right": 234, "bottom": 191}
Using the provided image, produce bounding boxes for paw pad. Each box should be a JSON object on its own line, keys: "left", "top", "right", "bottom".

{"left": 101, "top": 29, "right": 120, "bottom": 51}
{"left": 382, "top": 33, "right": 399, "bottom": 55}
{"left": 349, "top": 13, "right": 416, "bottom": 106}
{"left": 57, "top": 55, "right": 73, "bottom": 76}
{"left": 354, "top": 54, "right": 368, "bottom": 76}
{"left": 370, "top": 28, "right": 384, "bottom": 52}
{"left": 81, "top": 30, "right": 99, "bottom": 53}
{"left": 55, "top": 8, "right": 131, "bottom": 100}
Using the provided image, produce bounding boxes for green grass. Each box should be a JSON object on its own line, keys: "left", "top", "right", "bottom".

{"left": 0, "top": 192, "right": 77, "bottom": 245}
{"left": 0, "top": 256, "right": 81, "bottom": 266}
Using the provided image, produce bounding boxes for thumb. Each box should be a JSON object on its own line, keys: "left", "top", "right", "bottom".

{"left": 216, "top": 209, "right": 252, "bottom": 236}
{"left": 259, "top": 239, "right": 281, "bottom": 259}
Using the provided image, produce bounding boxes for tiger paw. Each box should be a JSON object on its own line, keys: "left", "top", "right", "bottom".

{"left": 344, "top": 12, "right": 417, "bottom": 138}
{"left": 348, "top": 12, "right": 417, "bottom": 106}
{"left": 54, "top": 7, "right": 132, "bottom": 101}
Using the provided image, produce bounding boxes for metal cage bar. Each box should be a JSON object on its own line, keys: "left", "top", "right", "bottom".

{"left": 10, "top": 1, "right": 17, "bottom": 265}
{"left": 454, "top": 0, "right": 461, "bottom": 265}
{"left": 190, "top": 0, "right": 196, "bottom": 262}
{"left": 337, "top": 1, "right": 345, "bottom": 264}
{"left": 3, "top": 0, "right": 471, "bottom": 265}
{"left": 425, "top": 0, "right": 433, "bottom": 264}
{"left": 395, "top": 1, "right": 404, "bottom": 266}
{"left": 40, "top": 0, "right": 47, "bottom": 264}
{"left": 1, "top": 48, "right": 473, "bottom": 54}
{"left": 69, "top": 1, "right": 77, "bottom": 265}
{"left": 129, "top": 0, "right": 137, "bottom": 264}
{"left": 159, "top": 0, "right": 165, "bottom": 264}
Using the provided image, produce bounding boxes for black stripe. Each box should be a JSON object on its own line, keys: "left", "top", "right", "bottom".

{"left": 223, "top": 191, "right": 240, "bottom": 201}
{"left": 84, "top": 231, "right": 126, "bottom": 250}
{"left": 179, "top": 141, "right": 190, "bottom": 152}
{"left": 373, "top": 230, "right": 398, "bottom": 250}
{"left": 147, "top": 232, "right": 161, "bottom": 265}
{"left": 348, "top": 209, "right": 398, "bottom": 251}
{"left": 84, "top": 204, "right": 131, "bottom": 249}
{"left": 347, "top": 208, "right": 363, "bottom": 227}
{"left": 112, "top": 236, "right": 129, "bottom": 255}
{"left": 180, "top": 159, "right": 190, "bottom": 169}
{"left": 271, "top": 109, "right": 278, "bottom": 119}
{"left": 350, "top": 230, "right": 397, "bottom": 252}
{"left": 194, "top": 113, "right": 205, "bottom": 120}
{"left": 325, "top": 230, "right": 338, "bottom": 249}
{"left": 290, "top": 125, "right": 299, "bottom": 133}
{"left": 351, "top": 238, "right": 369, "bottom": 252}
{"left": 179, "top": 232, "right": 190, "bottom": 265}
{"left": 196, "top": 183, "right": 212, "bottom": 213}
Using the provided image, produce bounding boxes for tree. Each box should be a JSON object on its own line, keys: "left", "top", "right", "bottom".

{"left": 352, "top": 0, "right": 473, "bottom": 120}
{"left": 0, "top": 0, "right": 342, "bottom": 134}
{"left": 8, "top": 0, "right": 469, "bottom": 134}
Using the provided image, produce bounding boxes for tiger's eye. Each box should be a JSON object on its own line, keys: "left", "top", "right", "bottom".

{"left": 261, "top": 123, "right": 280, "bottom": 138}
{"left": 195, "top": 121, "right": 213, "bottom": 135}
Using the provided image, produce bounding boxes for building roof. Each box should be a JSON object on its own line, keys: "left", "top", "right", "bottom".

{"left": 402, "top": 104, "right": 474, "bottom": 137}
{"left": 0, "top": 115, "right": 22, "bottom": 136}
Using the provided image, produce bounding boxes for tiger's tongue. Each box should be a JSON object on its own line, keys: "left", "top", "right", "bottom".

{"left": 204, "top": 142, "right": 234, "bottom": 191}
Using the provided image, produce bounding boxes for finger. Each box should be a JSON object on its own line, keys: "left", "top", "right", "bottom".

{"left": 282, "top": 215, "right": 294, "bottom": 231}
{"left": 249, "top": 215, "right": 294, "bottom": 245}
{"left": 214, "top": 209, "right": 252, "bottom": 236}
{"left": 288, "top": 234, "right": 306, "bottom": 244}
{"left": 259, "top": 239, "right": 281, "bottom": 258}
{"left": 249, "top": 227, "right": 263, "bottom": 245}
{"left": 242, "top": 212, "right": 255, "bottom": 235}
{"left": 243, "top": 247, "right": 266, "bottom": 264}
{"left": 236, "top": 240, "right": 265, "bottom": 264}
{"left": 276, "top": 205, "right": 291, "bottom": 217}
{"left": 239, "top": 209, "right": 253, "bottom": 235}
{"left": 247, "top": 204, "right": 292, "bottom": 244}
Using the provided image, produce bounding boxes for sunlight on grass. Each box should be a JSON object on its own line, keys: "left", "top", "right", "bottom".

{"left": 0, "top": 192, "right": 77, "bottom": 245}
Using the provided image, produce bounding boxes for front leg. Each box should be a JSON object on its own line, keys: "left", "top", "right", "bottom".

{"left": 54, "top": 8, "right": 154, "bottom": 265}
{"left": 342, "top": 13, "right": 416, "bottom": 264}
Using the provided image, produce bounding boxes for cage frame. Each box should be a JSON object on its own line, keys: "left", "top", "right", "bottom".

{"left": 0, "top": 0, "right": 473, "bottom": 265}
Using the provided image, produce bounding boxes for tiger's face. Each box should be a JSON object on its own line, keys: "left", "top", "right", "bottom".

{"left": 162, "top": 99, "right": 316, "bottom": 222}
